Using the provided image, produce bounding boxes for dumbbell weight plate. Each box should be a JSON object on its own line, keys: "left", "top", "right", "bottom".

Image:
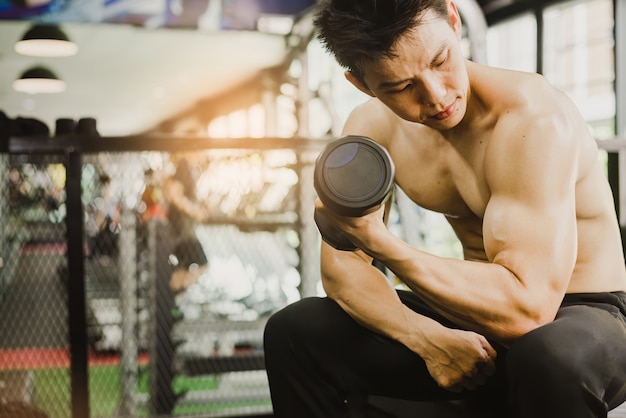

{"left": 314, "top": 135, "right": 395, "bottom": 217}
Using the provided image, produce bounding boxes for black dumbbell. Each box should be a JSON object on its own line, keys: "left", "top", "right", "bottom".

{"left": 313, "top": 135, "right": 395, "bottom": 251}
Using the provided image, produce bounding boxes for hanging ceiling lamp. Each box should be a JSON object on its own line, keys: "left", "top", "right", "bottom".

{"left": 13, "top": 65, "right": 66, "bottom": 94}
{"left": 15, "top": 24, "right": 78, "bottom": 57}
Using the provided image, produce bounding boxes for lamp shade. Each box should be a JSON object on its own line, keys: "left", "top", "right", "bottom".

{"left": 13, "top": 65, "right": 66, "bottom": 94}
{"left": 15, "top": 24, "right": 78, "bottom": 57}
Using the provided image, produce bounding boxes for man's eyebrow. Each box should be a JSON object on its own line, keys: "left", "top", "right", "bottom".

{"left": 429, "top": 42, "right": 448, "bottom": 65}
{"left": 375, "top": 42, "right": 448, "bottom": 90}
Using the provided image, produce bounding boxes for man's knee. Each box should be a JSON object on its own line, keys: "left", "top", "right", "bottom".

{"left": 507, "top": 307, "right": 616, "bottom": 385}
{"left": 264, "top": 297, "right": 332, "bottom": 350}
{"left": 505, "top": 322, "right": 613, "bottom": 416}
{"left": 505, "top": 317, "right": 600, "bottom": 401}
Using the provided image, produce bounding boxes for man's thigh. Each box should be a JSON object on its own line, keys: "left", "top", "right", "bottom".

{"left": 506, "top": 299, "right": 626, "bottom": 409}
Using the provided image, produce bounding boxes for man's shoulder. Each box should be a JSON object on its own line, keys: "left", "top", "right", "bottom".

{"left": 481, "top": 66, "right": 560, "bottom": 114}
{"left": 475, "top": 68, "right": 578, "bottom": 144}
{"left": 343, "top": 98, "right": 404, "bottom": 145}
{"left": 477, "top": 65, "right": 592, "bottom": 161}
{"left": 349, "top": 98, "right": 393, "bottom": 124}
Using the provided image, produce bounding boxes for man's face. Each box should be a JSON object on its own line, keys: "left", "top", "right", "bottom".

{"left": 352, "top": 7, "right": 469, "bottom": 130}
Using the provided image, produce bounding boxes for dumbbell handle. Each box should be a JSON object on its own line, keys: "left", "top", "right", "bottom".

{"left": 314, "top": 209, "right": 357, "bottom": 251}
{"left": 314, "top": 193, "right": 392, "bottom": 251}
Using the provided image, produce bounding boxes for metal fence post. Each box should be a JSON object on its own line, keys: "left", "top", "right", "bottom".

{"left": 65, "top": 147, "right": 90, "bottom": 418}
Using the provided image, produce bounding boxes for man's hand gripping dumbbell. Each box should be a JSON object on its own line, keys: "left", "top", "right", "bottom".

{"left": 313, "top": 135, "right": 395, "bottom": 251}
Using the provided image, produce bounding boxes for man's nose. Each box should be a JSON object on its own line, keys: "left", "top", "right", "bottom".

{"left": 418, "top": 75, "right": 446, "bottom": 107}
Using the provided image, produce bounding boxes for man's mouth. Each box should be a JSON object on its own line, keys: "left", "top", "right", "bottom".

{"left": 433, "top": 101, "right": 456, "bottom": 120}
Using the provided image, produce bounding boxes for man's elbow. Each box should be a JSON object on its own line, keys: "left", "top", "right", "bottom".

{"left": 497, "top": 307, "right": 557, "bottom": 345}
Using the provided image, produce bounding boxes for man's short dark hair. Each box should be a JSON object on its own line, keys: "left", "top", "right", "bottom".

{"left": 313, "top": 0, "right": 450, "bottom": 81}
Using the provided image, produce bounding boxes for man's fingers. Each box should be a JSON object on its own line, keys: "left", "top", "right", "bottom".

{"left": 462, "top": 380, "right": 477, "bottom": 391}
{"left": 473, "top": 371, "right": 490, "bottom": 386}
{"left": 480, "top": 356, "right": 496, "bottom": 377}
{"left": 480, "top": 342, "right": 497, "bottom": 376}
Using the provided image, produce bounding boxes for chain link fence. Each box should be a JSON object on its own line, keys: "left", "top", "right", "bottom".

{"left": 1, "top": 152, "right": 71, "bottom": 418}
{"left": 0, "top": 138, "right": 326, "bottom": 418}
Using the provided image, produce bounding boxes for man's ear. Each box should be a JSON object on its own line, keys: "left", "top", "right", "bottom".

{"left": 447, "top": 0, "right": 463, "bottom": 39}
{"left": 345, "top": 71, "right": 375, "bottom": 97}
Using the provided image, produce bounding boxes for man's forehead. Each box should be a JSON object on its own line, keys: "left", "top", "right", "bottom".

{"left": 388, "top": 22, "right": 453, "bottom": 63}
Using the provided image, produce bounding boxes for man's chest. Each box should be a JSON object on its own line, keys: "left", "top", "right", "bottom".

{"left": 390, "top": 138, "right": 490, "bottom": 219}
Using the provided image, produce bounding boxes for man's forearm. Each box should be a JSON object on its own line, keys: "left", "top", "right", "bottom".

{"left": 321, "top": 245, "right": 447, "bottom": 356}
{"left": 370, "top": 236, "right": 550, "bottom": 344}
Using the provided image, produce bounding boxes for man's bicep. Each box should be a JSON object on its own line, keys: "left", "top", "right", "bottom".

{"left": 482, "top": 185, "right": 577, "bottom": 316}
{"left": 484, "top": 113, "right": 578, "bottom": 292}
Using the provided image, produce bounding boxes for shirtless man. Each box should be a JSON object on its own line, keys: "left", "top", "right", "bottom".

{"left": 263, "top": 0, "right": 626, "bottom": 416}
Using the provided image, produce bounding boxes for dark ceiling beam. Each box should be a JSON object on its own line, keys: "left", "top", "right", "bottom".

{"left": 480, "top": 0, "right": 562, "bottom": 24}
